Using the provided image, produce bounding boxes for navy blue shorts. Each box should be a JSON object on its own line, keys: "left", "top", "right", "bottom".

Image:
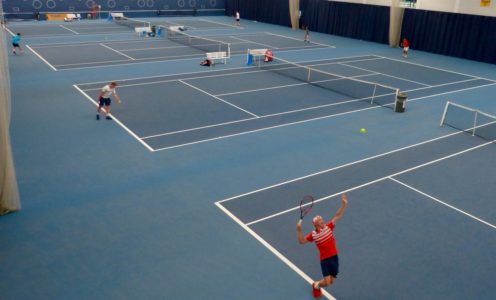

{"left": 12, "top": 43, "right": 19, "bottom": 47}
{"left": 320, "top": 255, "right": 339, "bottom": 278}
{"left": 99, "top": 97, "right": 111, "bottom": 107}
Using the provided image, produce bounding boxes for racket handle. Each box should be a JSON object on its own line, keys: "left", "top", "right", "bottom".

{"left": 298, "top": 219, "right": 302, "bottom": 225}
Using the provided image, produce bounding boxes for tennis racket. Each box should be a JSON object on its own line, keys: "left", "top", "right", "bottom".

{"left": 298, "top": 195, "right": 314, "bottom": 224}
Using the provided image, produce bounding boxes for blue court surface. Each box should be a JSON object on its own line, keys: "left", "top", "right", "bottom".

{"left": 2, "top": 16, "right": 496, "bottom": 300}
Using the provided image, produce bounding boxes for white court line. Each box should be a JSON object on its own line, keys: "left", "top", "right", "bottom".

{"left": 403, "top": 78, "right": 485, "bottom": 93}
{"left": 377, "top": 55, "right": 496, "bottom": 83}
{"left": 152, "top": 80, "right": 495, "bottom": 151}
{"left": 52, "top": 44, "right": 328, "bottom": 71}
{"left": 59, "top": 25, "right": 80, "bottom": 35}
{"left": 404, "top": 82, "right": 496, "bottom": 102}
{"left": 53, "top": 52, "right": 203, "bottom": 68}
{"left": 55, "top": 58, "right": 133, "bottom": 67}
{"left": 86, "top": 55, "right": 375, "bottom": 86}
{"left": 99, "top": 43, "right": 135, "bottom": 60}
{"left": 79, "top": 67, "right": 291, "bottom": 91}
{"left": 219, "top": 143, "right": 494, "bottom": 297}
{"left": 243, "top": 141, "right": 494, "bottom": 226}
{"left": 338, "top": 63, "right": 431, "bottom": 87}
{"left": 308, "top": 57, "right": 383, "bottom": 67}
{"left": 118, "top": 45, "right": 188, "bottom": 52}
{"left": 214, "top": 72, "right": 388, "bottom": 98}
{"left": 74, "top": 53, "right": 362, "bottom": 86}
{"left": 265, "top": 31, "right": 336, "bottom": 48}
{"left": 150, "top": 105, "right": 379, "bottom": 151}
{"left": 215, "top": 202, "right": 336, "bottom": 300}
{"left": 30, "top": 38, "right": 155, "bottom": 47}
{"left": 19, "top": 31, "right": 133, "bottom": 39}
{"left": 230, "top": 36, "right": 276, "bottom": 49}
{"left": 25, "top": 45, "right": 58, "bottom": 71}
{"left": 3, "top": 26, "right": 15, "bottom": 36}
{"left": 72, "top": 85, "right": 154, "bottom": 152}
{"left": 141, "top": 96, "right": 367, "bottom": 140}
{"left": 215, "top": 82, "right": 308, "bottom": 97}
{"left": 217, "top": 131, "right": 475, "bottom": 205}
{"left": 389, "top": 177, "right": 496, "bottom": 229}
{"left": 141, "top": 116, "right": 257, "bottom": 140}
{"left": 198, "top": 18, "right": 240, "bottom": 29}
{"left": 55, "top": 53, "right": 212, "bottom": 71}
{"left": 283, "top": 55, "right": 382, "bottom": 68}
{"left": 178, "top": 80, "right": 259, "bottom": 118}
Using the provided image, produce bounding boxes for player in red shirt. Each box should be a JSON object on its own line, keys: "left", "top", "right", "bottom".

{"left": 402, "top": 38, "right": 410, "bottom": 58}
{"left": 297, "top": 193, "right": 348, "bottom": 298}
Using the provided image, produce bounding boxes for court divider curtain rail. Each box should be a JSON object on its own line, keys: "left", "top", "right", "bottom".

{"left": 389, "top": 0, "right": 404, "bottom": 47}
{"left": 0, "top": 1, "right": 21, "bottom": 215}
{"left": 401, "top": 9, "right": 496, "bottom": 64}
{"left": 289, "top": 0, "right": 300, "bottom": 30}
{"left": 225, "top": 0, "right": 292, "bottom": 27}
{"left": 299, "top": 0, "right": 390, "bottom": 44}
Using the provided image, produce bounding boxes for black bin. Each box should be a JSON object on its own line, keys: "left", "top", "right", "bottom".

{"left": 395, "top": 92, "right": 407, "bottom": 113}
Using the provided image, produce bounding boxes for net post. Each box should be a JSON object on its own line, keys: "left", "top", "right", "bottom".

{"left": 473, "top": 111, "right": 478, "bottom": 136}
{"left": 370, "top": 84, "right": 377, "bottom": 104}
{"left": 440, "top": 101, "right": 451, "bottom": 126}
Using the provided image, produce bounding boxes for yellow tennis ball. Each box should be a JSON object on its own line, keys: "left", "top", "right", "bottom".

{"left": 360, "top": 128, "right": 366, "bottom": 134}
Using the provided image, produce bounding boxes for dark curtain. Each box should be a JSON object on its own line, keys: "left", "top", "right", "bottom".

{"left": 300, "top": 0, "right": 389, "bottom": 44}
{"left": 225, "top": 0, "right": 292, "bottom": 27}
{"left": 402, "top": 9, "right": 496, "bottom": 64}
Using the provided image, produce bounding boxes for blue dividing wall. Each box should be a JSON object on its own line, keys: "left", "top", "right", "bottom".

{"left": 2, "top": 0, "right": 225, "bottom": 15}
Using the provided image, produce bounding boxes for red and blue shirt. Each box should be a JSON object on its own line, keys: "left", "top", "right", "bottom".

{"left": 306, "top": 221, "right": 338, "bottom": 260}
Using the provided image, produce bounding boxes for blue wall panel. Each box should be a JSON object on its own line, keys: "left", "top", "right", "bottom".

{"left": 2, "top": 0, "right": 224, "bottom": 13}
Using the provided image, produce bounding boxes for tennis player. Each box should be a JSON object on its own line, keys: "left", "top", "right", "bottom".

{"left": 12, "top": 33, "right": 23, "bottom": 55}
{"left": 304, "top": 25, "right": 310, "bottom": 43}
{"left": 296, "top": 193, "right": 348, "bottom": 298}
{"left": 96, "top": 82, "right": 121, "bottom": 120}
{"left": 235, "top": 11, "right": 240, "bottom": 26}
{"left": 402, "top": 38, "right": 410, "bottom": 58}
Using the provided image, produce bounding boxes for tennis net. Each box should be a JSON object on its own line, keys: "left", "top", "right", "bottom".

{"left": 158, "top": 25, "right": 230, "bottom": 56}
{"left": 113, "top": 16, "right": 151, "bottom": 29}
{"left": 440, "top": 101, "right": 496, "bottom": 141}
{"left": 256, "top": 56, "right": 399, "bottom": 107}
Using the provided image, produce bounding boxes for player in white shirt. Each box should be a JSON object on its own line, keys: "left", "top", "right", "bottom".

{"left": 96, "top": 82, "right": 121, "bottom": 120}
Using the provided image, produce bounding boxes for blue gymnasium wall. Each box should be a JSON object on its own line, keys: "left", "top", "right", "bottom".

{"left": 2, "top": 0, "right": 224, "bottom": 14}
{"left": 225, "top": 0, "right": 291, "bottom": 27}
{"left": 226, "top": 0, "right": 389, "bottom": 44}
{"left": 402, "top": 8, "right": 496, "bottom": 64}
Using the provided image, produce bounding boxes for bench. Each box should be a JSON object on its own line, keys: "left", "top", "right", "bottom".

{"left": 206, "top": 51, "right": 229, "bottom": 64}
{"left": 63, "top": 13, "right": 81, "bottom": 22}
{"left": 134, "top": 26, "right": 153, "bottom": 37}
{"left": 247, "top": 48, "right": 268, "bottom": 65}
{"left": 110, "top": 12, "right": 124, "bottom": 18}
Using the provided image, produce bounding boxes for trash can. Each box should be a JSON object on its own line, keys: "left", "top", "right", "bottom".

{"left": 395, "top": 92, "right": 407, "bottom": 113}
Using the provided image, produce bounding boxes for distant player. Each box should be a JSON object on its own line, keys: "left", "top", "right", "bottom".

{"left": 304, "top": 25, "right": 310, "bottom": 43}
{"left": 235, "top": 11, "right": 240, "bottom": 26}
{"left": 401, "top": 38, "right": 410, "bottom": 58}
{"left": 12, "top": 33, "right": 23, "bottom": 55}
{"left": 297, "top": 193, "right": 348, "bottom": 298}
{"left": 96, "top": 82, "right": 121, "bottom": 120}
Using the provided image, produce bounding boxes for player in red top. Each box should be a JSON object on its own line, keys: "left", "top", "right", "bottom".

{"left": 297, "top": 193, "right": 348, "bottom": 298}
{"left": 402, "top": 38, "right": 410, "bottom": 58}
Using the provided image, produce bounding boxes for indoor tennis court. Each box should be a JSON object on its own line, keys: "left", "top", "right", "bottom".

{"left": 1, "top": 1, "right": 495, "bottom": 299}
